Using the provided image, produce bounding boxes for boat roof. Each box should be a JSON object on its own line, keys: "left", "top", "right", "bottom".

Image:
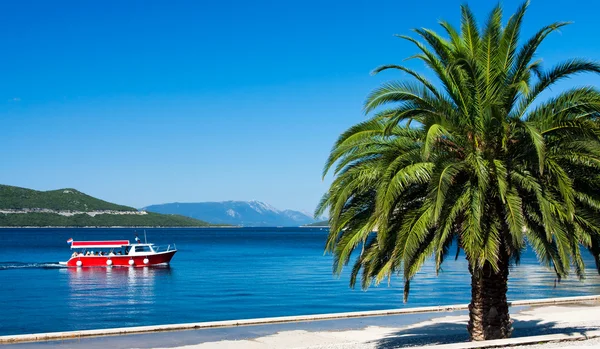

{"left": 71, "top": 240, "right": 130, "bottom": 249}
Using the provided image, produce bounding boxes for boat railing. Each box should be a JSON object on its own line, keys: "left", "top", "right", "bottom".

{"left": 153, "top": 244, "right": 176, "bottom": 253}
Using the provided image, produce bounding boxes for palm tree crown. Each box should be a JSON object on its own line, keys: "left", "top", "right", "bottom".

{"left": 317, "top": 1, "right": 600, "bottom": 340}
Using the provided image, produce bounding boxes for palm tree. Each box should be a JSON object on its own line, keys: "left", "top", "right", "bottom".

{"left": 316, "top": 1, "right": 600, "bottom": 341}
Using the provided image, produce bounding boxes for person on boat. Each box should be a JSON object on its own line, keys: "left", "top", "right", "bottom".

{"left": 108, "top": 251, "right": 115, "bottom": 256}
{"left": 71, "top": 252, "right": 78, "bottom": 258}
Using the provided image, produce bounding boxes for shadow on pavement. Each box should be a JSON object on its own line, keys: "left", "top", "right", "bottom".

{"left": 373, "top": 318, "right": 600, "bottom": 349}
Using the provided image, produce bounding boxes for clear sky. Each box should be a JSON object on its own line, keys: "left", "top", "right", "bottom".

{"left": 2, "top": 0, "right": 600, "bottom": 213}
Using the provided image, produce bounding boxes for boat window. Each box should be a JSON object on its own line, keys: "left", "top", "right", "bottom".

{"left": 135, "top": 246, "right": 152, "bottom": 253}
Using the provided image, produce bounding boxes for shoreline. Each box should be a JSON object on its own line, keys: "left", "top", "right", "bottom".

{"left": 0, "top": 225, "right": 240, "bottom": 228}
{"left": 0, "top": 225, "right": 328, "bottom": 228}
{"left": 2, "top": 295, "right": 599, "bottom": 345}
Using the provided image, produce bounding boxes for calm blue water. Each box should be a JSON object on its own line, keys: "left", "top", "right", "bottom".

{"left": 1, "top": 227, "right": 600, "bottom": 336}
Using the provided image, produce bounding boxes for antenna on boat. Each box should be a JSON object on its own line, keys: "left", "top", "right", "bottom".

{"left": 144, "top": 230, "right": 147, "bottom": 244}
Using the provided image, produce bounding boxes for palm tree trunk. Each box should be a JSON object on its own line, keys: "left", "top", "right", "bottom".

{"left": 467, "top": 253, "right": 512, "bottom": 341}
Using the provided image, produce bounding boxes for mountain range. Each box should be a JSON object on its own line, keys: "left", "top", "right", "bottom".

{"left": 142, "top": 201, "right": 317, "bottom": 227}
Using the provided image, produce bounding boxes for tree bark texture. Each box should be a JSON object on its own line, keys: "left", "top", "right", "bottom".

{"left": 467, "top": 253, "right": 512, "bottom": 341}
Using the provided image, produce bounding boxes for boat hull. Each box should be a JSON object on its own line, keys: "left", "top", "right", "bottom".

{"left": 65, "top": 250, "right": 177, "bottom": 267}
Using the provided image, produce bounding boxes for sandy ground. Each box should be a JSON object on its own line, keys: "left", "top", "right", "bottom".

{"left": 146, "top": 303, "right": 600, "bottom": 349}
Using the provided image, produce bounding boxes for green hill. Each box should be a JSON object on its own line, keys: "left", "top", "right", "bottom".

{"left": 0, "top": 185, "right": 133, "bottom": 211}
{"left": 0, "top": 184, "right": 217, "bottom": 227}
{"left": 303, "top": 220, "right": 329, "bottom": 227}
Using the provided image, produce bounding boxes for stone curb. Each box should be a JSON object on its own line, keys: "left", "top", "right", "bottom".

{"left": 1, "top": 295, "right": 599, "bottom": 344}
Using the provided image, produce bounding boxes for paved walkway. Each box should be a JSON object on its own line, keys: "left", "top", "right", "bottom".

{"left": 4, "top": 301, "right": 600, "bottom": 349}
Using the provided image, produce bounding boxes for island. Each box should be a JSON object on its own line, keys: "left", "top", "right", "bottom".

{"left": 302, "top": 220, "right": 329, "bottom": 228}
{"left": 0, "top": 184, "right": 219, "bottom": 227}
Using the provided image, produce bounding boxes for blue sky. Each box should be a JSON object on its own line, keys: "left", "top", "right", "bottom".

{"left": 2, "top": 0, "right": 600, "bottom": 213}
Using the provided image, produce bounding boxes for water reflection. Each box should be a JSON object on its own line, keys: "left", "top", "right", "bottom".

{"left": 62, "top": 267, "right": 172, "bottom": 327}
{"left": 509, "top": 264, "right": 600, "bottom": 299}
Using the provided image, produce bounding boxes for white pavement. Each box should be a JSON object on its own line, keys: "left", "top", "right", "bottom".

{"left": 148, "top": 304, "right": 600, "bottom": 349}
{"left": 4, "top": 297, "right": 600, "bottom": 349}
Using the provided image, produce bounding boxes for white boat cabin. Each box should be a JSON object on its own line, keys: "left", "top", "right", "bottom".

{"left": 69, "top": 240, "right": 161, "bottom": 257}
{"left": 125, "top": 244, "right": 157, "bottom": 255}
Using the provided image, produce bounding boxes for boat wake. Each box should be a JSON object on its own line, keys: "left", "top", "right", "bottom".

{"left": 0, "top": 262, "right": 65, "bottom": 270}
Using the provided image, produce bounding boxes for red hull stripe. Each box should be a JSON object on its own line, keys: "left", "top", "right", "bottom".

{"left": 71, "top": 240, "right": 130, "bottom": 248}
{"left": 66, "top": 251, "right": 177, "bottom": 267}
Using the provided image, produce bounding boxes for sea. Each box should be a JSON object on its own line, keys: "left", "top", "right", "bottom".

{"left": 1, "top": 227, "right": 600, "bottom": 336}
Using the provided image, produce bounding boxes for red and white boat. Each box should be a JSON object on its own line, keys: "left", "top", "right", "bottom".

{"left": 61, "top": 239, "right": 177, "bottom": 267}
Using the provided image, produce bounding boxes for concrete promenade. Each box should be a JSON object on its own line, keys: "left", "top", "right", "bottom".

{"left": 2, "top": 295, "right": 600, "bottom": 348}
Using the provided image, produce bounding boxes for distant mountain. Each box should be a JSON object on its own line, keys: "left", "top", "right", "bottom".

{"left": 0, "top": 184, "right": 215, "bottom": 227}
{"left": 142, "top": 201, "right": 317, "bottom": 227}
